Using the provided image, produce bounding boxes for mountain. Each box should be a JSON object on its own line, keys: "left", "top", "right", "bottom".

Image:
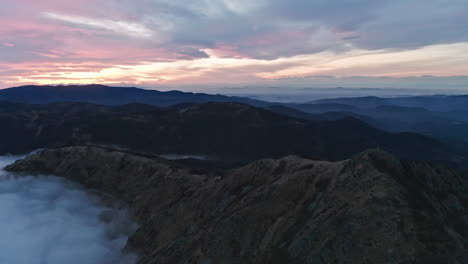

{"left": 313, "top": 95, "right": 468, "bottom": 112}
{"left": 286, "top": 101, "right": 468, "bottom": 141}
{"left": 0, "top": 84, "right": 266, "bottom": 107}
{"left": 277, "top": 104, "right": 377, "bottom": 123}
{"left": 0, "top": 101, "right": 466, "bottom": 167}
{"left": 287, "top": 102, "right": 459, "bottom": 124}
{"left": 265, "top": 105, "right": 326, "bottom": 121}
{"left": 287, "top": 103, "right": 361, "bottom": 113}
{"left": 7, "top": 146, "right": 468, "bottom": 264}
{"left": 4, "top": 85, "right": 468, "bottom": 143}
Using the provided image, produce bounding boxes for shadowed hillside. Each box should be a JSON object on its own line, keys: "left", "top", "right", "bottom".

{"left": 0, "top": 101, "right": 466, "bottom": 167}
{"left": 0, "top": 85, "right": 266, "bottom": 107}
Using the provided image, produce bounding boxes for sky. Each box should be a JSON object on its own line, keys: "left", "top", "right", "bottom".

{"left": 0, "top": 0, "right": 467, "bottom": 92}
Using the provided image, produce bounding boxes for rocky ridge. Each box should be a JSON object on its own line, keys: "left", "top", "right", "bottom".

{"left": 6, "top": 146, "right": 468, "bottom": 264}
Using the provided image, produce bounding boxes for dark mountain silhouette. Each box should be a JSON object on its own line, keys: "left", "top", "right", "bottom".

{"left": 274, "top": 104, "right": 376, "bottom": 122}
{"left": 266, "top": 105, "right": 325, "bottom": 121}
{"left": 313, "top": 95, "right": 468, "bottom": 112}
{"left": 288, "top": 102, "right": 458, "bottom": 124}
{"left": 0, "top": 101, "right": 466, "bottom": 167}
{"left": 286, "top": 101, "right": 468, "bottom": 142}
{"left": 0, "top": 84, "right": 266, "bottom": 107}
{"left": 287, "top": 103, "right": 360, "bottom": 113}
{"left": 2, "top": 84, "right": 468, "bottom": 145}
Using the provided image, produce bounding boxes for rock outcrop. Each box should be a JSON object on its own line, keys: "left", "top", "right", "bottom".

{"left": 6, "top": 146, "right": 468, "bottom": 264}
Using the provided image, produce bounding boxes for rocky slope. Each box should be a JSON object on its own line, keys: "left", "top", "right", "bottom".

{"left": 6, "top": 146, "right": 468, "bottom": 264}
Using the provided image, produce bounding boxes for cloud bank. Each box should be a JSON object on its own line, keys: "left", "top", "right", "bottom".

{"left": 0, "top": 0, "right": 467, "bottom": 90}
{"left": 0, "top": 155, "right": 138, "bottom": 264}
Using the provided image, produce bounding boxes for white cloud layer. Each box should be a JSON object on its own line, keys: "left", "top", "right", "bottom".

{"left": 43, "top": 12, "right": 154, "bottom": 38}
{"left": 0, "top": 155, "right": 138, "bottom": 264}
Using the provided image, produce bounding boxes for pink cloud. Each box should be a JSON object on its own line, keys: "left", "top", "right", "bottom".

{"left": 0, "top": 0, "right": 467, "bottom": 89}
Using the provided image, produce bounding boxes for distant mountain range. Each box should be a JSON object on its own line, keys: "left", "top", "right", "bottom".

{"left": 0, "top": 84, "right": 266, "bottom": 107}
{"left": 0, "top": 100, "right": 467, "bottom": 167}
{"left": 1, "top": 84, "right": 468, "bottom": 159}
{"left": 285, "top": 100, "right": 468, "bottom": 142}
{"left": 313, "top": 95, "right": 468, "bottom": 112}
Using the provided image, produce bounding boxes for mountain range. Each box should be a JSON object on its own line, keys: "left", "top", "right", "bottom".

{"left": 7, "top": 146, "right": 468, "bottom": 264}
{"left": 1, "top": 84, "right": 468, "bottom": 165}
{"left": 286, "top": 100, "right": 468, "bottom": 143}
{"left": 0, "top": 84, "right": 265, "bottom": 107}
{"left": 0, "top": 100, "right": 467, "bottom": 168}
{"left": 3, "top": 85, "right": 468, "bottom": 264}
{"left": 3, "top": 85, "right": 468, "bottom": 143}
{"left": 313, "top": 95, "right": 468, "bottom": 112}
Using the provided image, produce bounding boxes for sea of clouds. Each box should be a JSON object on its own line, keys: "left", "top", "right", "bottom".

{"left": 0, "top": 155, "right": 138, "bottom": 264}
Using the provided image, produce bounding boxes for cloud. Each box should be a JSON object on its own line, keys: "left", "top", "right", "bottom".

{"left": 0, "top": 155, "right": 138, "bottom": 264}
{"left": 43, "top": 12, "right": 154, "bottom": 38}
{"left": 1, "top": 42, "right": 467, "bottom": 90}
{"left": 352, "top": 0, "right": 468, "bottom": 50}
{"left": 0, "top": 0, "right": 467, "bottom": 89}
{"left": 145, "top": 0, "right": 468, "bottom": 59}
{"left": 176, "top": 48, "right": 210, "bottom": 59}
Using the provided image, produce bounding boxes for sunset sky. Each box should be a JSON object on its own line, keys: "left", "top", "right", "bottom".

{"left": 1, "top": 0, "right": 467, "bottom": 92}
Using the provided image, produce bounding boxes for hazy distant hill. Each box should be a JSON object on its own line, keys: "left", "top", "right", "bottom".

{"left": 266, "top": 105, "right": 376, "bottom": 123}
{"left": 0, "top": 84, "right": 266, "bottom": 107}
{"left": 0, "top": 101, "right": 466, "bottom": 167}
{"left": 286, "top": 99, "right": 468, "bottom": 142}
{"left": 288, "top": 103, "right": 361, "bottom": 113}
{"left": 313, "top": 95, "right": 468, "bottom": 112}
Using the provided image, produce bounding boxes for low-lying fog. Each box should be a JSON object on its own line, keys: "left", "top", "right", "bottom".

{"left": 0, "top": 155, "right": 138, "bottom": 264}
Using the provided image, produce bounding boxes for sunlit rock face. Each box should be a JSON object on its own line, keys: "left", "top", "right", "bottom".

{"left": 0, "top": 155, "right": 138, "bottom": 264}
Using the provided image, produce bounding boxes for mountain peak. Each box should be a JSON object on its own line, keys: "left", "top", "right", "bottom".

{"left": 7, "top": 146, "right": 468, "bottom": 264}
